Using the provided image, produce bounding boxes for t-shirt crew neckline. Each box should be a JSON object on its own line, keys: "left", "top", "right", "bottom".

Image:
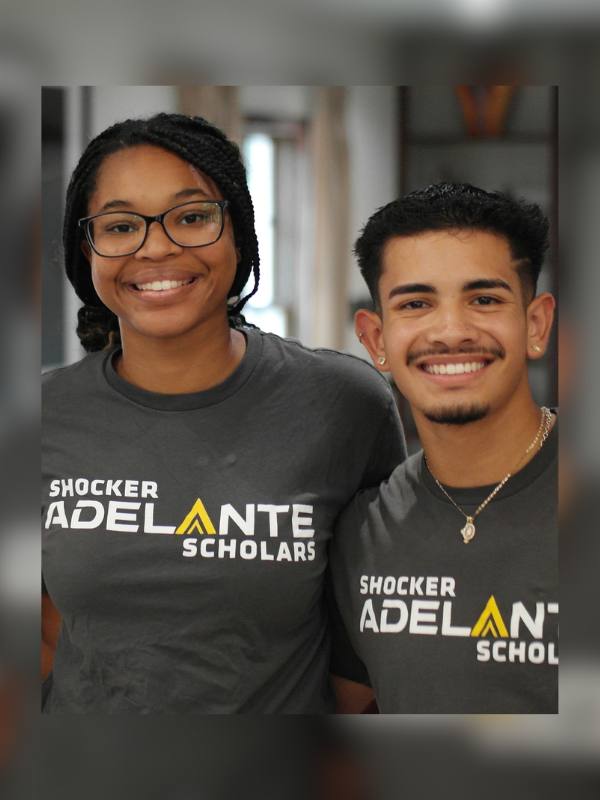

{"left": 419, "top": 414, "right": 557, "bottom": 507}
{"left": 102, "top": 327, "right": 263, "bottom": 411}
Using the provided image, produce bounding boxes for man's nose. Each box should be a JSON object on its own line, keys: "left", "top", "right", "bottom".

{"left": 424, "top": 303, "right": 478, "bottom": 348}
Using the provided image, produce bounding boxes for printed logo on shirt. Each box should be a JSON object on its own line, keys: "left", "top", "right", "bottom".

{"left": 44, "top": 478, "right": 316, "bottom": 563}
{"left": 176, "top": 499, "right": 216, "bottom": 535}
{"left": 357, "top": 574, "right": 558, "bottom": 666}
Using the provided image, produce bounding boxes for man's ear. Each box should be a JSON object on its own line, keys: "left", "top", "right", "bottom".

{"left": 526, "top": 292, "right": 555, "bottom": 359}
{"left": 355, "top": 308, "right": 389, "bottom": 373}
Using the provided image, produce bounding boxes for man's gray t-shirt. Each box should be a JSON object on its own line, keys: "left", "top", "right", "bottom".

{"left": 42, "top": 328, "right": 406, "bottom": 713}
{"left": 331, "top": 423, "right": 558, "bottom": 713}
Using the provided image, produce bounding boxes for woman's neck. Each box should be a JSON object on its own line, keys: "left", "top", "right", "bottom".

{"left": 115, "top": 321, "right": 247, "bottom": 395}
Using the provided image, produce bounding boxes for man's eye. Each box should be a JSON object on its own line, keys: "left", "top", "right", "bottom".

{"left": 473, "top": 295, "right": 500, "bottom": 306}
{"left": 401, "top": 300, "right": 428, "bottom": 310}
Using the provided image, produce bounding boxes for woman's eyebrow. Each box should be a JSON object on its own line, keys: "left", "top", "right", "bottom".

{"left": 173, "top": 188, "right": 211, "bottom": 200}
{"left": 99, "top": 199, "right": 132, "bottom": 211}
{"left": 98, "top": 188, "right": 212, "bottom": 212}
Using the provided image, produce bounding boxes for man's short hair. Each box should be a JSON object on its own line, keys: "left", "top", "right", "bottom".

{"left": 355, "top": 183, "right": 549, "bottom": 307}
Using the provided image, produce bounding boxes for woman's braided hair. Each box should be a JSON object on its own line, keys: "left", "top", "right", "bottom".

{"left": 63, "top": 113, "right": 260, "bottom": 352}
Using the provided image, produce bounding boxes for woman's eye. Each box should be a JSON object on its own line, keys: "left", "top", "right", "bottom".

{"left": 105, "top": 222, "right": 137, "bottom": 234}
{"left": 180, "top": 213, "right": 211, "bottom": 225}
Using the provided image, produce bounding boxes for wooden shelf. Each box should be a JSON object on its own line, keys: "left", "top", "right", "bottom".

{"left": 405, "top": 134, "right": 551, "bottom": 146}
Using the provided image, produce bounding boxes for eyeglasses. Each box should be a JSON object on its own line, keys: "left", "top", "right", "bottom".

{"left": 78, "top": 200, "right": 229, "bottom": 257}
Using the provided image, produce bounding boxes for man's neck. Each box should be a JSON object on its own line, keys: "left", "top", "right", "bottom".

{"left": 415, "top": 396, "right": 547, "bottom": 488}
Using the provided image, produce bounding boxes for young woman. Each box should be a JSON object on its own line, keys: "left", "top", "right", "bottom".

{"left": 42, "top": 113, "right": 405, "bottom": 713}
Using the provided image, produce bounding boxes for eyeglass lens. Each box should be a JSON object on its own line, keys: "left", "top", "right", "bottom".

{"left": 87, "top": 202, "right": 224, "bottom": 256}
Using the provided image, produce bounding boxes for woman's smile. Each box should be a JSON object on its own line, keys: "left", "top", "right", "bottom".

{"left": 121, "top": 266, "right": 203, "bottom": 302}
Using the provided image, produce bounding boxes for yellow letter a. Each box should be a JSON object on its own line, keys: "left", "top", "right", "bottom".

{"left": 471, "top": 595, "right": 509, "bottom": 638}
{"left": 175, "top": 499, "right": 216, "bottom": 535}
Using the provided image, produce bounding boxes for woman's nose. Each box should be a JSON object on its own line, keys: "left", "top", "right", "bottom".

{"left": 135, "top": 220, "right": 182, "bottom": 259}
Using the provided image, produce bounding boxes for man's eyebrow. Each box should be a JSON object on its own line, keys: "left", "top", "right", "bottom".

{"left": 463, "top": 279, "right": 513, "bottom": 293}
{"left": 98, "top": 188, "right": 211, "bottom": 213}
{"left": 388, "top": 283, "right": 436, "bottom": 300}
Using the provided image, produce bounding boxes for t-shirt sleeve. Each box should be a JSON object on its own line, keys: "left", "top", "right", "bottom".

{"left": 325, "top": 566, "right": 370, "bottom": 685}
{"left": 359, "top": 392, "right": 407, "bottom": 491}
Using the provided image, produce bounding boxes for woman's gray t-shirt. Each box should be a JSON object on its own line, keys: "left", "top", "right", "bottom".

{"left": 42, "top": 328, "right": 406, "bottom": 713}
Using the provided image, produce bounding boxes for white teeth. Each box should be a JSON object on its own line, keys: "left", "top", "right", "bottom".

{"left": 423, "top": 361, "right": 486, "bottom": 375}
{"left": 135, "top": 278, "right": 191, "bottom": 292}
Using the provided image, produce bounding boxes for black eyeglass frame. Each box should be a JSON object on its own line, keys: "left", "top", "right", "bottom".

{"left": 77, "top": 199, "right": 230, "bottom": 257}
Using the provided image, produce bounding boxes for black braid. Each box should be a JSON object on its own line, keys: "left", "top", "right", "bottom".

{"left": 76, "top": 304, "right": 121, "bottom": 352}
{"left": 63, "top": 113, "right": 261, "bottom": 351}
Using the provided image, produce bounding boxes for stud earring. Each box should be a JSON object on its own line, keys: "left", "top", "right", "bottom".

{"left": 531, "top": 344, "right": 542, "bottom": 353}
{"left": 227, "top": 295, "right": 240, "bottom": 307}
{"left": 377, "top": 356, "right": 386, "bottom": 365}
{"left": 357, "top": 332, "right": 364, "bottom": 342}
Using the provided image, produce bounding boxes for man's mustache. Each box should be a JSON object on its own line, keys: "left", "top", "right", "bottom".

{"left": 407, "top": 345, "right": 505, "bottom": 365}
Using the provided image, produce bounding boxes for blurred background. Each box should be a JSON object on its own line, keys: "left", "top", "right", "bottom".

{"left": 2, "top": 2, "right": 600, "bottom": 799}
{"left": 42, "top": 84, "right": 557, "bottom": 451}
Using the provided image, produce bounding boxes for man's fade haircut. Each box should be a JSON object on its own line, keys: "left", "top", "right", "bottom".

{"left": 63, "top": 112, "right": 260, "bottom": 352}
{"left": 355, "top": 182, "right": 549, "bottom": 308}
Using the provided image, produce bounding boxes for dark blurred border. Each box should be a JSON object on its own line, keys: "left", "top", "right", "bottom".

{"left": 2, "top": 9, "right": 600, "bottom": 800}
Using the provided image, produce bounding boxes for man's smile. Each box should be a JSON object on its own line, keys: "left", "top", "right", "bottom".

{"left": 416, "top": 358, "right": 493, "bottom": 387}
{"left": 408, "top": 350, "right": 503, "bottom": 389}
{"left": 421, "top": 360, "right": 487, "bottom": 376}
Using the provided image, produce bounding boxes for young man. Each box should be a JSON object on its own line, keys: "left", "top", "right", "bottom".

{"left": 330, "top": 183, "right": 558, "bottom": 713}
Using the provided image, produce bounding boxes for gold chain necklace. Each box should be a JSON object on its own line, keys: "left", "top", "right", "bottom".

{"left": 425, "top": 407, "right": 554, "bottom": 543}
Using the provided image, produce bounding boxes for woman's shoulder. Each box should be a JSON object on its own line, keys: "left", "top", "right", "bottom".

{"left": 252, "top": 328, "right": 393, "bottom": 396}
{"left": 42, "top": 351, "right": 107, "bottom": 399}
{"left": 335, "top": 450, "right": 423, "bottom": 535}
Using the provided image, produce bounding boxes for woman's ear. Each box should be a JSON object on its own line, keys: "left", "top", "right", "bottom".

{"left": 355, "top": 308, "right": 389, "bottom": 372}
{"left": 526, "top": 292, "right": 555, "bottom": 359}
{"left": 80, "top": 240, "right": 92, "bottom": 263}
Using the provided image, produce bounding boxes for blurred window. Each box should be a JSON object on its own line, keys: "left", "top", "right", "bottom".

{"left": 241, "top": 120, "right": 307, "bottom": 338}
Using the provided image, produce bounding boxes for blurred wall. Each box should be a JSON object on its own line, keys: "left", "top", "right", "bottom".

{"left": 43, "top": 84, "right": 557, "bottom": 429}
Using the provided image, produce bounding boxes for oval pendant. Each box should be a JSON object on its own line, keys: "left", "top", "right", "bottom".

{"left": 461, "top": 518, "right": 476, "bottom": 543}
